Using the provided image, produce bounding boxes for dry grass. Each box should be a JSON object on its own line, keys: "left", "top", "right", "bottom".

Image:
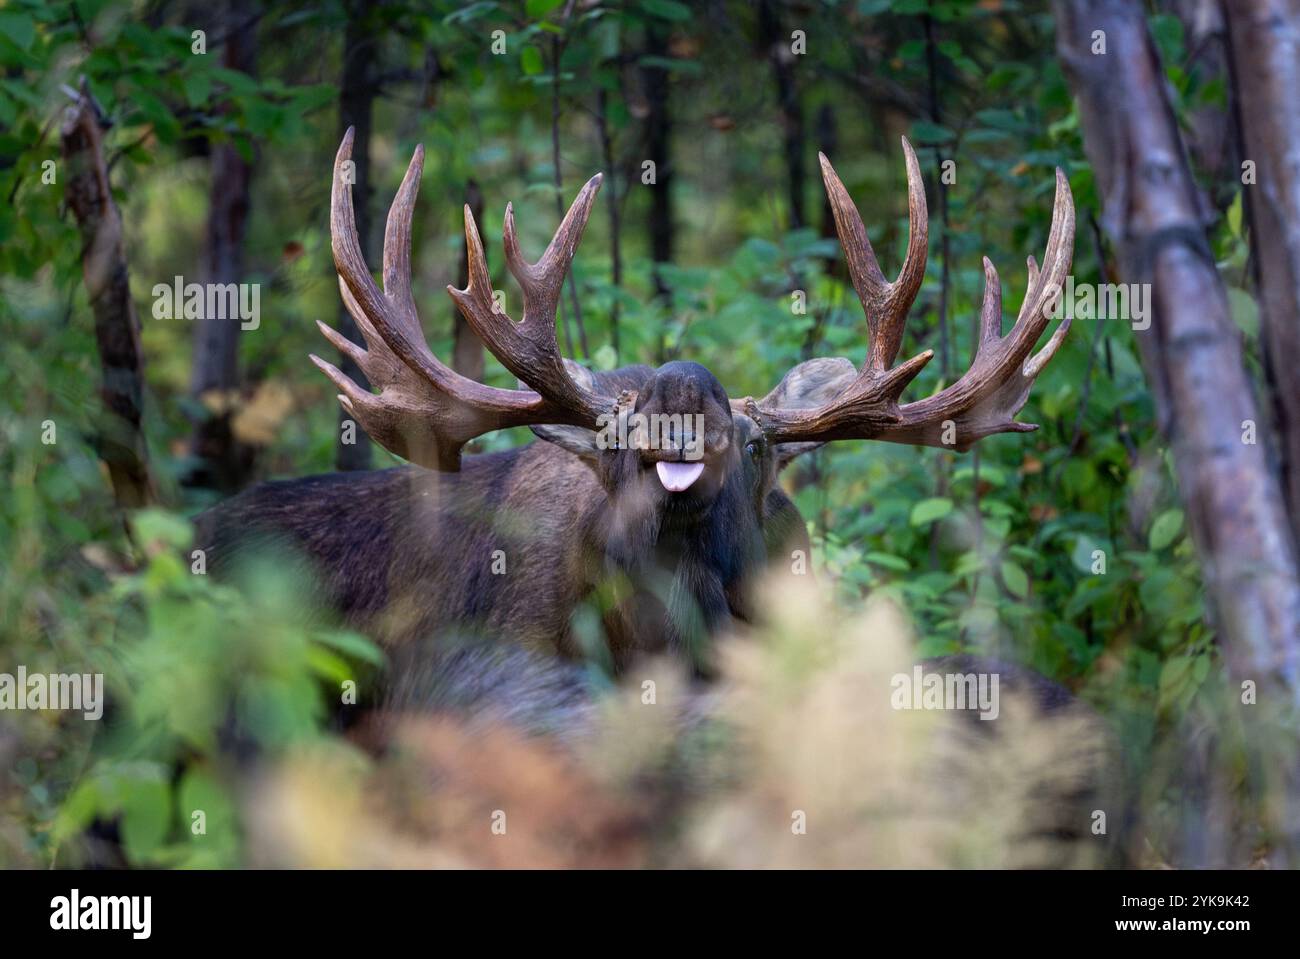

{"left": 244, "top": 578, "right": 1119, "bottom": 868}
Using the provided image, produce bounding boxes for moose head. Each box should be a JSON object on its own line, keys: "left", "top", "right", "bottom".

{"left": 289, "top": 128, "right": 1075, "bottom": 671}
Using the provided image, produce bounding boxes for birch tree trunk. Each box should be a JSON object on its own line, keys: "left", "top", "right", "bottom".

{"left": 1056, "top": 0, "right": 1300, "bottom": 863}
{"left": 1222, "top": 0, "right": 1300, "bottom": 546}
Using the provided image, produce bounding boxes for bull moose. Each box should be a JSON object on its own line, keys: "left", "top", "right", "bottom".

{"left": 200, "top": 127, "right": 1076, "bottom": 683}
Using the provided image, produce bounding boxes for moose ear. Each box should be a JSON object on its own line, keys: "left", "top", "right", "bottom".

{"left": 529, "top": 423, "right": 602, "bottom": 462}
{"left": 759, "top": 356, "right": 858, "bottom": 408}
{"left": 761, "top": 357, "right": 858, "bottom": 470}
{"left": 521, "top": 359, "right": 604, "bottom": 461}
{"left": 774, "top": 441, "right": 824, "bottom": 469}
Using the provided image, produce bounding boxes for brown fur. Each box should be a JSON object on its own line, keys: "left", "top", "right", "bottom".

{"left": 196, "top": 363, "right": 810, "bottom": 675}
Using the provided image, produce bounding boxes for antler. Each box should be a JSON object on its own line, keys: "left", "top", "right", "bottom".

{"left": 445, "top": 173, "right": 612, "bottom": 425}
{"left": 745, "top": 137, "right": 1075, "bottom": 452}
{"left": 312, "top": 127, "right": 612, "bottom": 470}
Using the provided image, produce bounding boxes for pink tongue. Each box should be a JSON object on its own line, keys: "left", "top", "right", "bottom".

{"left": 656, "top": 460, "right": 705, "bottom": 492}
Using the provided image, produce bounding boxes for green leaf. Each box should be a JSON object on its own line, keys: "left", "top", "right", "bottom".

{"left": 242, "top": 97, "right": 281, "bottom": 138}
{"left": 132, "top": 509, "right": 193, "bottom": 550}
{"left": 314, "top": 629, "right": 385, "bottom": 667}
{"left": 0, "top": 13, "right": 35, "bottom": 51}
{"left": 527, "top": 0, "right": 566, "bottom": 18}
{"left": 909, "top": 497, "right": 953, "bottom": 526}
{"left": 864, "top": 551, "right": 910, "bottom": 572}
{"left": 641, "top": 0, "right": 692, "bottom": 21}
{"left": 53, "top": 779, "right": 102, "bottom": 843}
{"left": 1071, "top": 535, "right": 1103, "bottom": 574}
{"left": 911, "top": 120, "right": 954, "bottom": 145}
{"left": 1000, "top": 561, "right": 1030, "bottom": 599}
{"left": 521, "top": 45, "right": 544, "bottom": 75}
{"left": 213, "top": 67, "right": 258, "bottom": 96}
{"left": 178, "top": 768, "right": 236, "bottom": 842}
{"left": 291, "top": 84, "right": 337, "bottom": 113}
{"left": 307, "top": 646, "right": 354, "bottom": 684}
{"left": 121, "top": 777, "right": 172, "bottom": 863}
{"left": 1227, "top": 288, "right": 1258, "bottom": 338}
{"left": 1149, "top": 13, "right": 1185, "bottom": 64}
{"left": 182, "top": 72, "right": 212, "bottom": 108}
{"left": 1148, "top": 509, "right": 1185, "bottom": 551}
{"left": 1227, "top": 191, "right": 1243, "bottom": 238}
{"left": 1157, "top": 654, "right": 1195, "bottom": 712}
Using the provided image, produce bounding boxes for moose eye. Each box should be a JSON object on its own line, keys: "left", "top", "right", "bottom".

{"left": 745, "top": 440, "right": 763, "bottom": 462}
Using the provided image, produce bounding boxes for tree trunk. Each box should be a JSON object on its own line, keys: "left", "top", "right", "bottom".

{"left": 187, "top": 0, "right": 256, "bottom": 493}
{"left": 1056, "top": 0, "right": 1300, "bottom": 862}
{"left": 758, "top": 0, "right": 805, "bottom": 229}
{"left": 335, "top": 0, "right": 377, "bottom": 471}
{"left": 596, "top": 86, "right": 623, "bottom": 363}
{"left": 643, "top": 20, "right": 674, "bottom": 328}
{"left": 550, "top": 23, "right": 587, "bottom": 359}
{"left": 1222, "top": 0, "right": 1300, "bottom": 547}
{"left": 815, "top": 102, "right": 839, "bottom": 278}
{"left": 452, "top": 180, "right": 485, "bottom": 381}
{"left": 61, "top": 83, "right": 154, "bottom": 508}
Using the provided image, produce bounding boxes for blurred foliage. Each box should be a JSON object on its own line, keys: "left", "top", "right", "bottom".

{"left": 0, "top": 0, "right": 1274, "bottom": 867}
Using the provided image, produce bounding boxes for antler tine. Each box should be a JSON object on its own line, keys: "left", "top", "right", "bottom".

{"left": 1019, "top": 170, "right": 1075, "bottom": 376}
{"left": 736, "top": 142, "right": 935, "bottom": 444}
{"left": 503, "top": 175, "right": 602, "bottom": 316}
{"left": 818, "top": 137, "right": 928, "bottom": 372}
{"left": 379, "top": 140, "right": 424, "bottom": 332}
{"left": 448, "top": 175, "right": 610, "bottom": 426}
{"left": 989, "top": 169, "right": 1074, "bottom": 369}
{"left": 892, "top": 166, "right": 1076, "bottom": 448}
{"left": 975, "top": 257, "right": 1004, "bottom": 352}
{"left": 330, "top": 132, "right": 455, "bottom": 391}
{"left": 1019, "top": 255, "right": 1040, "bottom": 325}
{"left": 330, "top": 127, "right": 385, "bottom": 324}
{"left": 747, "top": 157, "right": 1075, "bottom": 452}
{"left": 448, "top": 197, "right": 494, "bottom": 321}
{"left": 316, "top": 129, "right": 609, "bottom": 471}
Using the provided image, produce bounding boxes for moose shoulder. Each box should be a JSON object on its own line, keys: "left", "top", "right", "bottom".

{"left": 199, "top": 128, "right": 1075, "bottom": 677}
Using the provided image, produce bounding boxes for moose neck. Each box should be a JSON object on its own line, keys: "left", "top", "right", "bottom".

{"left": 600, "top": 459, "right": 766, "bottom": 674}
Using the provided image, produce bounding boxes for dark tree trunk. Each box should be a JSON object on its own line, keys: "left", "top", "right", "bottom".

{"left": 597, "top": 86, "right": 623, "bottom": 363}
{"left": 61, "top": 84, "right": 155, "bottom": 508}
{"left": 815, "top": 102, "right": 839, "bottom": 276}
{"left": 758, "top": 0, "right": 805, "bottom": 229}
{"left": 1222, "top": 0, "right": 1300, "bottom": 547}
{"left": 187, "top": 0, "right": 257, "bottom": 494}
{"left": 550, "top": 23, "right": 587, "bottom": 359}
{"left": 924, "top": 13, "right": 951, "bottom": 381}
{"left": 643, "top": 20, "right": 674, "bottom": 319}
{"left": 1057, "top": 0, "right": 1300, "bottom": 863}
{"left": 335, "top": 0, "right": 377, "bottom": 471}
{"left": 452, "top": 180, "right": 485, "bottom": 381}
